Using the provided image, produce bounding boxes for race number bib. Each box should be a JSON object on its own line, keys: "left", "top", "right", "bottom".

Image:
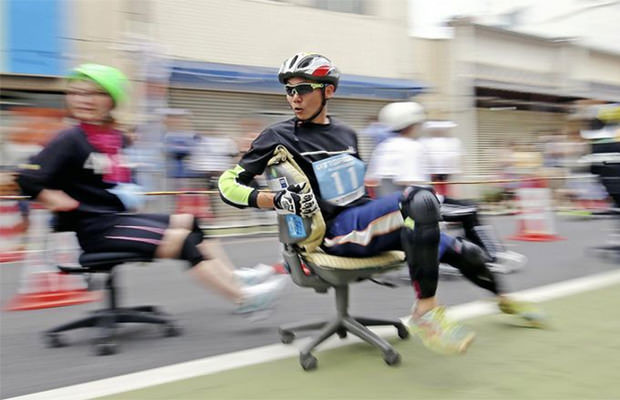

{"left": 312, "top": 154, "right": 365, "bottom": 206}
{"left": 83, "top": 152, "right": 131, "bottom": 183}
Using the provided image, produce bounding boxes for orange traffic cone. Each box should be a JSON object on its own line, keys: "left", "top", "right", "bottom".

{"left": 4, "top": 209, "right": 100, "bottom": 311}
{"left": 509, "top": 180, "right": 564, "bottom": 242}
{"left": 4, "top": 271, "right": 100, "bottom": 311}
{"left": 4, "top": 250, "right": 100, "bottom": 311}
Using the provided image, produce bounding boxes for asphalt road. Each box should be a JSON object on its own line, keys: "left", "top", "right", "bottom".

{"left": 1, "top": 214, "right": 618, "bottom": 398}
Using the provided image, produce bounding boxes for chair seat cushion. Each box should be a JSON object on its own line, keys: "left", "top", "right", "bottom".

{"left": 79, "top": 252, "right": 152, "bottom": 270}
{"left": 302, "top": 251, "right": 405, "bottom": 270}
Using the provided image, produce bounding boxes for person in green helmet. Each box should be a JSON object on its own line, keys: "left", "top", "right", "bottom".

{"left": 15, "top": 64, "right": 286, "bottom": 318}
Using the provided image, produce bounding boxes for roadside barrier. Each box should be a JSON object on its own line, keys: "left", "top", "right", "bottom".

{"left": 4, "top": 208, "right": 100, "bottom": 311}
{"left": 0, "top": 200, "right": 26, "bottom": 263}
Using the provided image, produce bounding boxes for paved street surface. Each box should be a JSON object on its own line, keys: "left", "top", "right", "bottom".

{"left": 1, "top": 214, "right": 618, "bottom": 398}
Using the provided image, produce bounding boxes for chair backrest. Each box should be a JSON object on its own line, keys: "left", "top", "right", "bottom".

{"left": 267, "top": 146, "right": 406, "bottom": 290}
{"left": 266, "top": 145, "right": 326, "bottom": 253}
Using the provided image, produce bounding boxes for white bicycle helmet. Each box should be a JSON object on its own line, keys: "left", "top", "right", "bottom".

{"left": 278, "top": 53, "right": 340, "bottom": 89}
{"left": 378, "top": 102, "right": 426, "bottom": 132}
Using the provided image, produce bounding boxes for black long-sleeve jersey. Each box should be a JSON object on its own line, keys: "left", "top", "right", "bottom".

{"left": 17, "top": 126, "right": 128, "bottom": 231}
{"left": 219, "top": 117, "right": 370, "bottom": 222}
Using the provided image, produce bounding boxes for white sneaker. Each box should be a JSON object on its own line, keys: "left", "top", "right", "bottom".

{"left": 236, "top": 275, "right": 288, "bottom": 318}
{"left": 233, "top": 263, "right": 275, "bottom": 286}
{"left": 487, "top": 251, "right": 527, "bottom": 274}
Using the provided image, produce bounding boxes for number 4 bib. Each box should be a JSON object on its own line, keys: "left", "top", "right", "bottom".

{"left": 312, "top": 153, "right": 365, "bottom": 206}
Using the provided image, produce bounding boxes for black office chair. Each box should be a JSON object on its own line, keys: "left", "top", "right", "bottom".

{"left": 44, "top": 252, "right": 181, "bottom": 355}
{"left": 267, "top": 146, "right": 409, "bottom": 371}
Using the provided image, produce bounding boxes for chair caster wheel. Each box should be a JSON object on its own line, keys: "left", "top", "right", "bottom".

{"left": 300, "top": 353, "right": 317, "bottom": 371}
{"left": 163, "top": 323, "right": 182, "bottom": 337}
{"left": 383, "top": 349, "right": 401, "bottom": 366}
{"left": 280, "top": 330, "right": 295, "bottom": 344}
{"left": 396, "top": 324, "right": 409, "bottom": 339}
{"left": 337, "top": 328, "right": 347, "bottom": 339}
{"left": 44, "top": 333, "right": 65, "bottom": 348}
{"left": 93, "top": 342, "right": 118, "bottom": 356}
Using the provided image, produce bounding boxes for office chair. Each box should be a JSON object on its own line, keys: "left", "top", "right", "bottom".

{"left": 267, "top": 146, "right": 409, "bottom": 371}
{"left": 44, "top": 252, "right": 181, "bottom": 355}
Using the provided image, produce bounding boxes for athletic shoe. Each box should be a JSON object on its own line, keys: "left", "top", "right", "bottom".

{"left": 407, "top": 307, "right": 476, "bottom": 354}
{"left": 487, "top": 251, "right": 527, "bottom": 274}
{"left": 235, "top": 275, "right": 288, "bottom": 318}
{"left": 234, "top": 263, "right": 275, "bottom": 286}
{"left": 498, "top": 298, "right": 548, "bottom": 328}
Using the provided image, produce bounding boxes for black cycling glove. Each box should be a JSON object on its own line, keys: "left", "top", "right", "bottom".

{"left": 273, "top": 182, "right": 318, "bottom": 218}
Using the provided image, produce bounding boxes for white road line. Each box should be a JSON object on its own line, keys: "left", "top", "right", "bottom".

{"left": 8, "top": 269, "right": 620, "bottom": 400}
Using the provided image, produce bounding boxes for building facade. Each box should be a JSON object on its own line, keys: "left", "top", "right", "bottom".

{"left": 413, "top": 18, "right": 620, "bottom": 196}
{"left": 2, "top": 0, "right": 620, "bottom": 199}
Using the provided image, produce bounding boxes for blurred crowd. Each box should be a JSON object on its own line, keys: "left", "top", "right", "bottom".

{"left": 2, "top": 102, "right": 618, "bottom": 227}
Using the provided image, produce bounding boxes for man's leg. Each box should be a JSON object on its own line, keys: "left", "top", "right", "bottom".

{"left": 157, "top": 214, "right": 286, "bottom": 313}
{"left": 441, "top": 237, "right": 547, "bottom": 327}
{"left": 324, "top": 189, "right": 475, "bottom": 353}
{"left": 441, "top": 198, "right": 527, "bottom": 273}
{"left": 399, "top": 186, "right": 441, "bottom": 316}
{"left": 399, "top": 187, "right": 476, "bottom": 353}
{"left": 441, "top": 198, "right": 490, "bottom": 254}
{"left": 84, "top": 213, "right": 285, "bottom": 315}
{"left": 440, "top": 237, "right": 501, "bottom": 294}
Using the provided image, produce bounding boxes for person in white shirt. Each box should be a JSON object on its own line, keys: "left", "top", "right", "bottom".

{"left": 365, "top": 102, "right": 429, "bottom": 197}
{"left": 419, "top": 121, "right": 462, "bottom": 197}
{"left": 188, "top": 128, "right": 239, "bottom": 189}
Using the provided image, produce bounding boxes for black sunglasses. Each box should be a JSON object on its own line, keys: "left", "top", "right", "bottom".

{"left": 285, "top": 83, "right": 325, "bottom": 96}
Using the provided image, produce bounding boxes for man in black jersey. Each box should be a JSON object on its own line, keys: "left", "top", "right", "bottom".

{"left": 219, "top": 53, "right": 476, "bottom": 354}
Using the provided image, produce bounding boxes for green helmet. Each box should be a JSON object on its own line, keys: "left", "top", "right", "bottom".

{"left": 69, "top": 64, "right": 128, "bottom": 106}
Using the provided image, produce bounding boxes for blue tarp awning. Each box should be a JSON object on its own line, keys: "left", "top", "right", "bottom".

{"left": 169, "top": 60, "right": 426, "bottom": 100}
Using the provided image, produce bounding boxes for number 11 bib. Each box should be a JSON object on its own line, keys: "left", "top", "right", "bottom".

{"left": 312, "top": 153, "right": 365, "bottom": 206}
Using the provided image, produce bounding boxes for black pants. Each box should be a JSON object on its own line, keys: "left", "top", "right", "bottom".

{"left": 76, "top": 213, "right": 171, "bottom": 258}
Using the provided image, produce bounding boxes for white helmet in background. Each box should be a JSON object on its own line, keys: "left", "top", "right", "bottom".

{"left": 378, "top": 102, "right": 426, "bottom": 132}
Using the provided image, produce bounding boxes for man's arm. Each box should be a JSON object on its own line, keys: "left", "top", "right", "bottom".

{"left": 16, "top": 131, "right": 80, "bottom": 211}
{"left": 217, "top": 164, "right": 263, "bottom": 209}
{"left": 216, "top": 165, "right": 279, "bottom": 210}
{"left": 218, "top": 128, "right": 277, "bottom": 209}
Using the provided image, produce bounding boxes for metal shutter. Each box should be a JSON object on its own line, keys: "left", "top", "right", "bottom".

{"left": 168, "top": 88, "right": 390, "bottom": 226}
{"left": 169, "top": 88, "right": 390, "bottom": 161}
{"left": 475, "top": 108, "right": 566, "bottom": 176}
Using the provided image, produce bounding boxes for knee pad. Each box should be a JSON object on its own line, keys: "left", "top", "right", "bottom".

{"left": 449, "top": 237, "right": 492, "bottom": 265}
{"left": 441, "top": 237, "right": 499, "bottom": 294}
{"left": 180, "top": 231, "right": 205, "bottom": 268}
{"left": 399, "top": 186, "right": 441, "bottom": 251}
{"left": 399, "top": 187, "right": 441, "bottom": 299}
{"left": 399, "top": 186, "right": 441, "bottom": 224}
